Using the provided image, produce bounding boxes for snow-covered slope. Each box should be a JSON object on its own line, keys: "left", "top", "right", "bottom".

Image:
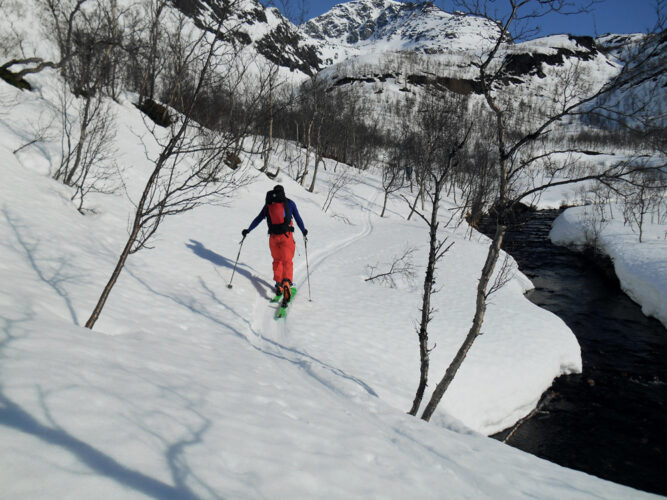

{"left": 2, "top": 64, "right": 658, "bottom": 498}
{"left": 1, "top": 1, "right": 665, "bottom": 496}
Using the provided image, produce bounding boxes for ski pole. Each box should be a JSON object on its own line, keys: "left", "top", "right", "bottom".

{"left": 305, "top": 236, "right": 312, "bottom": 301}
{"left": 227, "top": 235, "right": 246, "bottom": 289}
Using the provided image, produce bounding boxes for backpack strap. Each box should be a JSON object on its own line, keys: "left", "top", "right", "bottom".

{"left": 283, "top": 199, "right": 293, "bottom": 227}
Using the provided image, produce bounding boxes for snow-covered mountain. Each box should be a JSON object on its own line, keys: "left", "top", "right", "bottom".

{"left": 176, "top": 0, "right": 662, "bottom": 133}
{"left": 298, "top": 2, "right": 664, "bottom": 142}
{"left": 163, "top": 0, "right": 663, "bottom": 124}
{"left": 301, "top": 0, "right": 501, "bottom": 64}
{"left": 167, "top": 0, "right": 323, "bottom": 75}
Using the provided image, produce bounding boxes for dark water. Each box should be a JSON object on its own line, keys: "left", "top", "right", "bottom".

{"left": 481, "top": 210, "right": 667, "bottom": 496}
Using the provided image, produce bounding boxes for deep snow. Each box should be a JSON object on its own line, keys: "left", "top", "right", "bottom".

{"left": 0, "top": 66, "right": 660, "bottom": 498}
{"left": 1, "top": 0, "right": 664, "bottom": 494}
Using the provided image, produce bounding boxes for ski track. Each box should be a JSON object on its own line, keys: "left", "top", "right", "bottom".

{"left": 242, "top": 188, "right": 381, "bottom": 396}
{"left": 297, "top": 188, "right": 378, "bottom": 288}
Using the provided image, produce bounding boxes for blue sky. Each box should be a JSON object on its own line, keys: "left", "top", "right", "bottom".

{"left": 285, "top": 0, "right": 659, "bottom": 37}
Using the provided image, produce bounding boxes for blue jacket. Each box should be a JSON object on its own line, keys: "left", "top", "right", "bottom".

{"left": 247, "top": 199, "right": 307, "bottom": 235}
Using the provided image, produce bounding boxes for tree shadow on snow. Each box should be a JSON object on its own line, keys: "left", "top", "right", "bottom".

{"left": 185, "top": 239, "right": 272, "bottom": 299}
{"left": 125, "top": 268, "right": 378, "bottom": 400}
{"left": 2, "top": 207, "right": 81, "bottom": 325}
{"left": 0, "top": 393, "right": 204, "bottom": 499}
{"left": 196, "top": 278, "right": 378, "bottom": 398}
{"left": 0, "top": 315, "right": 219, "bottom": 500}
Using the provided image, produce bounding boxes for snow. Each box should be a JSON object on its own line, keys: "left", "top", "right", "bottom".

{"left": 0, "top": 64, "right": 658, "bottom": 498}
{"left": 550, "top": 205, "right": 667, "bottom": 329}
{"left": 302, "top": 0, "right": 501, "bottom": 64}
{"left": 1, "top": 0, "right": 664, "bottom": 495}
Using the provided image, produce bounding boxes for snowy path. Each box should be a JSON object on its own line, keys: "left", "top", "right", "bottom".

{"left": 244, "top": 187, "right": 382, "bottom": 402}
{"left": 298, "top": 187, "right": 378, "bottom": 282}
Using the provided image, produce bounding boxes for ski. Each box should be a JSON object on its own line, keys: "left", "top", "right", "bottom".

{"left": 274, "top": 287, "right": 297, "bottom": 319}
{"left": 275, "top": 306, "right": 288, "bottom": 319}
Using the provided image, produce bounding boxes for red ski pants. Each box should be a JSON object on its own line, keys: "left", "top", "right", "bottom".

{"left": 269, "top": 232, "right": 295, "bottom": 284}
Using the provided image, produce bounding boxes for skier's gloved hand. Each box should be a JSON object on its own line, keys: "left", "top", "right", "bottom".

{"left": 242, "top": 229, "right": 249, "bottom": 237}
{"left": 302, "top": 229, "right": 308, "bottom": 237}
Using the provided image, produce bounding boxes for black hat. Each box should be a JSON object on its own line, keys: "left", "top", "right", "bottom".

{"left": 273, "top": 184, "right": 285, "bottom": 202}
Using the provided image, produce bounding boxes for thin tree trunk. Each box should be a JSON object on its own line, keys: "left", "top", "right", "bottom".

{"left": 13, "top": 138, "right": 40, "bottom": 154}
{"left": 420, "top": 223, "right": 507, "bottom": 421}
{"left": 64, "top": 95, "right": 92, "bottom": 186}
{"left": 142, "top": 2, "right": 165, "bottom": 105}
{"left": 261, "top": 92, "right": 273, "bottom": 173}
{"left": 300, "top": 118, "right": 313, "bottom": 186}
{"left": 84, "top": 151, "right": 167, "bottom": 329}
{"left": 408, "top": 177, "right": 445, "bottom": 415}
{"left": 84, "top": 223, "right": 140, "bottom": 329}
{"left": 407, "top": 184, "right": 424, "bottom": 221}
{"left": 380, "top": 191, "right": 389, "bottom": 217}
{"left": 308, "top": 123, "right": 322, "bottom": 193}
{"left": 309, "top": 155, "right": 322, "bottom": 193}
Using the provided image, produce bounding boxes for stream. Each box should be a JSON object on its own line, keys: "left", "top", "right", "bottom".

{"left": 480, "top": 209, "right": 667, "bottom": 496}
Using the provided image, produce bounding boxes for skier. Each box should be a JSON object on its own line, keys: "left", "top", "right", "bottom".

{"left": 242, "top": 185, "right": 308, "bottom": 305}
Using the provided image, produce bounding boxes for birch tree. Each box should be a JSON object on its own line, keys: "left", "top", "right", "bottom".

{"left": 405, "top": 92, "right": 470, "bottom": 416}
{"left": 85, "top": 13, "right": 250, "bottom": 329}
{"left": 419, "top": 0, "right": 666, "bottom": 422}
